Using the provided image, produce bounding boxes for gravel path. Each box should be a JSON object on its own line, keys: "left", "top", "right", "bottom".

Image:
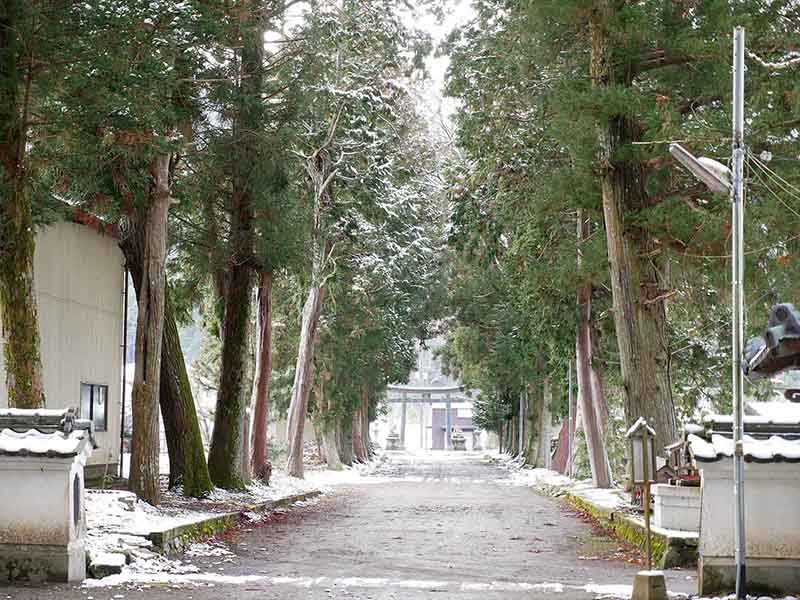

{"left": 0, "top": 452, "right": 698, "bottom": 599}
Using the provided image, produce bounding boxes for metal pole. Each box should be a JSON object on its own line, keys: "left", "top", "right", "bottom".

{"left": 400, "top": 397, "right": 407, "bottom": 449}
{"left": 643, "top": 438, "right": 652, "bottom": 571}
{"left": 119, "top": 266, "right": 129, "bottom": 479}
{"left": 732, "top": 25, "right": 747, "bottom": 600}
{"left": 519, "top": 388, "right": 525, "bottom": 457}
{"left": 445, "top": 394, "right": 452, "bottom": 450}
{"left": 567, "top": 360, "right": 573, "bottom": 478}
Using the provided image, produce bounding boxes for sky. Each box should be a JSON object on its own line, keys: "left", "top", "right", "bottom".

{"left": 416, "top": 1, "right": 476, "bottom": 120}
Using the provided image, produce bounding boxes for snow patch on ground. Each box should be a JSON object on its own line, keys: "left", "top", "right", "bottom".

{"left": 304, "top": 455, "right": 393, "bottom": 487}
{"left": 184, "top": 541, "right": 235, "bottom": 559}
{"left": 498, "top": 464, "right": 628, "bottom": 512}
{"left": 85, "top": 470, "right": 323, "bottom": 580}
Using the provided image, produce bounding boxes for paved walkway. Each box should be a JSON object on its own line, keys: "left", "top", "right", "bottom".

{"left": 0, "top": 452, "right": 697, "bottom": 599}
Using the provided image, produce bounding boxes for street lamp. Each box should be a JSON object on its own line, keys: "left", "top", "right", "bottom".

{"left": 669, "top": 27, "right": 747, "bottom": 600}
{"left": 668, "top": 144, "right": 731, "bottom": 194}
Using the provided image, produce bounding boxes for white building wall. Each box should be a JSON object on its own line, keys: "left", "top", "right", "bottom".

{"left": 0, "top": 221, "right": 125, "bottom": 470}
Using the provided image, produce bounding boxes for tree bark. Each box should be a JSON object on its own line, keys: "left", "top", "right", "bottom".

{"left": 286, "top": 284, "right": 325, "bottom": 478}
{"left": 207, "top": 257, "right": 252, "bottom": 490}
{"left": 590, "top": 2, "right": 676, "bottom": 451}
{"left": 323, "top": 422, "right": 342, "bottom": 470}
{"left": 0, "top": 2, "right": 44, "bottom": 409}
{"left": 316, "top": 379, "right": 342, "bottom": 471}
{"left": 159, "top": 304, "right": 214, "bottom": 497}
{"left": 207, "top": 0, "right": 267, "bottom": 490}
{"left": 337, "top": 412, "right": 353, "bottom": 467}
{"left": 130, "top": 154, "right": 172, "bottom": 505}
{"left": 285, "top": 139, "right": 338, "bottom": 478}
{"left": 536, "top": 378, "right": 552, "bottom": 468}
{"left": 352, "top": 386, "right": 367, "bottom": 462}
{"left": 120, "top": 214, "right": 213, "bottom": 499}
{"left": 577, "top": 210, "right": 611, "bottom": 488}
{"left": 251, "top": 271, "right": 273, "bottom": 481}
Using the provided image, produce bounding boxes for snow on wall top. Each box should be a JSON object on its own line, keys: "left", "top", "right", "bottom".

{"left": 0, "top": 428, "right": 92, "bottom": 458}
{"left": 688, "top": 433, "right": 800, "bottom": 463}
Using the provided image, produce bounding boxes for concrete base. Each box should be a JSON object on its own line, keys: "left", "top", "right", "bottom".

{"left": 385, "top": 436, "right": 402, "bottom": 451}
{"left": 0, "top": 540, "right": 86, "bottom": 582}
{"left": 700, "top": 556, "right": 800, "bottom": 595}
{"left": 84, "top": 462, "right": 120, "bottom": 483}
{"left": 631, "top": 570, "right": 667, "bottom": 600}
{"left": 652, "top": 484, "right": 700, "bottom": 532}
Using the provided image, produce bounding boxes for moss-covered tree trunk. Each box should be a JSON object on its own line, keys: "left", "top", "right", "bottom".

{"left": 207, "top": 256, "right": 252, "bottom": 490}
{"left": 121, "top": 209, "right": 213, "bottom": 499}
{"left": 207, "top": 0, "right": 267, "bottom": 490}
{"left": 352, "top": 386, "right": 367, "bottom": 462}
{"left": 251, "top": 271, "right": 273, "bottom": 481}
{"left": 130, "top": 154, "right": 171, "bottom": 505}
{"left": 337, "top": 412, "right": 353, "bottom": 467}
{"left": 526, "top": 378, "right": 552, "bottom": 468}
{"left": 317, "top": 380, "right": 342, "bottom": 471}
{"left": 577, "top": 210, "right": 611, "bottom": 488}
{"left": 0, "top": 1, "right": 44, "bottom": 409}
{"left": 160, "top": 303, "right": 214, "bottom": 497}
{"left": 590, "top": 1, "right": 676, "bottom": 451}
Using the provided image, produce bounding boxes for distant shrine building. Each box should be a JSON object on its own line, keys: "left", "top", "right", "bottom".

{"left": 384, "top": 338, "right": 482, "bottom": 451}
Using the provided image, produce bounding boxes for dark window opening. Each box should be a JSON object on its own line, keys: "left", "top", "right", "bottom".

{"left": 80, "top": 383, "right": 108, "bottom": 432}
{"left": 73, "top": 474, "right": 81, "bottom": 528}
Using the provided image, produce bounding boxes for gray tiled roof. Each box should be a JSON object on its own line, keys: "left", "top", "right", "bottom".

{"left": 0, "top": 428, "right": 92, "bottom": 458}
{"left": 688, "top": 433, "right": 800, "bottom": 463}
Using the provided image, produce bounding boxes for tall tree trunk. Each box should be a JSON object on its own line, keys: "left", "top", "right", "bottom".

{"left": 313, "top": 415, "right": 326, "bottom": 464}
{"left": 160, "top": 304, "right": 214, "bottom": 497}
{"left": 207, "top": 258, "right": 252, "bottom": 490}
{"left": 286, "top": 283, "right": 325, "bottom": 478}
{"left": 589, "top": 3, "right": 676, "bottom": 451}
{"left": 120, "top": 215, "right": 213, "bottom": 499}
{"left": 0, "top": 3, "right": 44, "bottom": 409}
{"left": 337, "top": 413, "right": 353, "bottom": 467}
{"left": 577, "top": 210, "right": 611, "bottom": 488}
{"left": 361, "top": 385, "right": 371, "bottom": 458}
{"left": 251, "top": 271, "right": 273, "bottom": 481}
{"left": 352, "top": 387, "right": 367, "bottom": 462}
{"left": 317, "top": 380, "right": 342, "bottom": 471}
{"left": 130, "top": 154, "right": 171, "bottom": 504}
{"left": 240, "top": 305, "right": 256, "bottom": 487}
{"left": 536, "top": 378, "right": 552, "bottom": 468}
{"left": 207, "top": 0, "right": 267, "bottom": 490}
{"left": 285, "top": 144, "right": 338, "bottom": 478}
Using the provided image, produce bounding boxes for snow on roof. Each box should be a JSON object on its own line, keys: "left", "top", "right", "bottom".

{"left": 0, "top": 428, "right": 92, "bottom": 458}
{"left": 625, "top": 416, "right": 656, "bottom": 438}
{"left": 688, "top": 433, "right": 800, "bottom": 463}
{"left": 746, "top": 401, "right": 800, "bottom": 422}
{"left": 0, "top": 408, "right": 70, "bottom": 418}
{"left": 702, "top": 413, "right": 800, "bottom": 428}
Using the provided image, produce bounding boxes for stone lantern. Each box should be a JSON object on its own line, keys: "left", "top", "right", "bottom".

{"left": 626, "top": 417, "right": 667, "bottom": 599}
{"left": 0, "top": 408, "right": 96, "bottom": 582}
{"left": 451, "top": 426, "right": 466, "bottom": 451}
{"left": 385, "top": 426, "right": 402, "bottom": 451}
{"left": 626, "top": 417, "right": 657, "bottom": 508}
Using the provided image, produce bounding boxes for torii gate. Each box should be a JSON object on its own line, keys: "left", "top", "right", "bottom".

{"left": 385, "top": 384, "right": 466, "bottom": 450}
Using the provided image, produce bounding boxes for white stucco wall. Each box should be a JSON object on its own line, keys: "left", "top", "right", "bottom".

{"left": 700, "top": 460, "right": 800, "bottom": 559}
{"left": 0, "top": 456, "right": 84, "bottom": 546}
{"left": 0, "top": 221, "right": 125, "bottom": 468}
